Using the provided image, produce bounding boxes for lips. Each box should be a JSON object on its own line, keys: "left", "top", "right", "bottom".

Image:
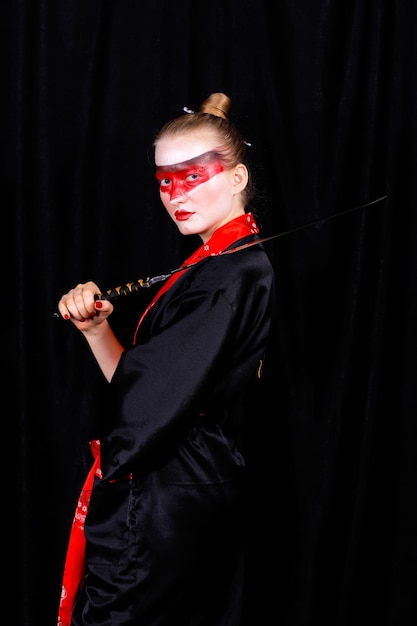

{"left": 174, "top": 210, "right": 193, "bottom": 221}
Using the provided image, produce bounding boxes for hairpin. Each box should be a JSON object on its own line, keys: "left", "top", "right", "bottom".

{"left": 183, "top": 106, "right": 194, "bottom": 114}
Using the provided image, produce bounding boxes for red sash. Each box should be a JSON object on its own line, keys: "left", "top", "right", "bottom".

{"left": 56, "top": 213, "right": 259, "bottom": 625}
{"left": 57, "top": 440, "right": 101, "bottom": 626}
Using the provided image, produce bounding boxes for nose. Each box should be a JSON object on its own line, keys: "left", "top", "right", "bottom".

{"left": 170, "top": 193, "right": 187, "bottom": 204}
{"left": 169, "top": 179, "right": 188, "bottom": 202}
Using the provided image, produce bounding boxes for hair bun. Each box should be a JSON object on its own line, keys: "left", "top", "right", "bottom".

{"left": 199, "top": 92, "right": 231, "bottom": 120}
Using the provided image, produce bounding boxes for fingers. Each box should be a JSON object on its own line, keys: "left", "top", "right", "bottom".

{"left": 58, "top": 282, "right": 96, "bottom": 321}
{"left": 58, "top": 282, "right": 113, "bottom": 322}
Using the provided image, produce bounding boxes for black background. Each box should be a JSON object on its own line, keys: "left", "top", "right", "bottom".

{"left": 6, "top": 1, "right": 417, "bottom": 624}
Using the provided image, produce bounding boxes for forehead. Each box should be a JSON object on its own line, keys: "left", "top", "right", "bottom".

{"left": 154, "top": 132, "right": 218, "bottom": 167}
{"left": 155, "top": 150, "right": 220, "bottom": 174}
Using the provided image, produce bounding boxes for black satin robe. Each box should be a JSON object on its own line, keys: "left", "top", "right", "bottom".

{"left": 71, "top": 239, "right": 275, "bottom": 625}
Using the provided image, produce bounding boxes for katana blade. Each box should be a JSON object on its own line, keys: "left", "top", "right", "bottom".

{"left": 94, "top": 194, "right": 387, "bottom": 301}
{"left": 52, "top": 194, "right": 387, "bottom": 314}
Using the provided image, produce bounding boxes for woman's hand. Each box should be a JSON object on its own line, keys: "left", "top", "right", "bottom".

{"left": 57, "top": 281, "right": 114, "bottom": 332}
{"left": 57, "top": 281, "right": 123, "bottom": 380}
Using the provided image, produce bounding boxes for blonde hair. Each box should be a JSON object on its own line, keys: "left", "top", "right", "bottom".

{"left": 154, "top": 92, "right": 255, "bottom": 207}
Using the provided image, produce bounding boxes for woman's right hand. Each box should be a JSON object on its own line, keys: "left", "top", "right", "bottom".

{"left": 57, "top": 281, "right": 114, "bottom": 332}
{"left": 58, "top": 281, "right": 124, "bottom": 381}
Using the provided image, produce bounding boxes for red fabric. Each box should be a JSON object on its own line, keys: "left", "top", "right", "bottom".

{"left": 57, "top": 440, "right": 101, "bottom": 626}
{"left": 56, "top": 213, "right": 258, "bottom": 625}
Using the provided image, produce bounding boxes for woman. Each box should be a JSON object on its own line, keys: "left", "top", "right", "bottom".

{"left": 57, "top": 92, "right": 275, "bottom": 625}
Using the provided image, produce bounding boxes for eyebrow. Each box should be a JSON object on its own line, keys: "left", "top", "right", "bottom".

{"left": 155, "top": 150, "right": 220, "bottom": 172}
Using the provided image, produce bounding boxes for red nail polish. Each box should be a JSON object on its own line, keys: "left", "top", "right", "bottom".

{"left": 64, "top": 313, "right": 70, "bottom": 320}
{"left": 95, "top": 300, "right": 103, "bottom": 309}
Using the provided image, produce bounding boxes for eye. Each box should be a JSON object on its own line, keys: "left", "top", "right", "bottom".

{"left": 186, "top": 173, "right": 200, "bottom": 182}
{"left": 159, "top": 177, "right": 171, "bottom": 190}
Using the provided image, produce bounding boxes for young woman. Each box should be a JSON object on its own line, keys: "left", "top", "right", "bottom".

{"left": 57, "top": 92, "right": 275, "bottom": 625}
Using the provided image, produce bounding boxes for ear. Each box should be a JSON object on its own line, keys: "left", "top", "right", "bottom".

{"left": 232, "top": 163, "right": 248, "bottom": 194}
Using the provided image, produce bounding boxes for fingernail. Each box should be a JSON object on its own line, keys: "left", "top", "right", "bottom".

{"left": 95, "top": 300, "right": 103, "bottom": 309}
{"left": 64, "top": 314, "right": 70, "bottom": 320}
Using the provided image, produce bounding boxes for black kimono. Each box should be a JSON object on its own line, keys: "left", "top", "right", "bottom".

{"left": 69, "top": 214, "right": 275, "bottom": 625}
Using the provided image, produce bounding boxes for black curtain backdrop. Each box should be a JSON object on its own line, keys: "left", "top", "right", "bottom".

{"left": 6, "top": 1, "right": 417, "bottom": 624}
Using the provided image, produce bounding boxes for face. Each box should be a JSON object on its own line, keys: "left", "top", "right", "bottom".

{"left": 154, "top": 132, "right": 247, "bottom": 242}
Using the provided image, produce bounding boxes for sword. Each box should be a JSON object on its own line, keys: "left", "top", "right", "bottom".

{"left": 52, "top": 194, "right": 387, "bottom": 312}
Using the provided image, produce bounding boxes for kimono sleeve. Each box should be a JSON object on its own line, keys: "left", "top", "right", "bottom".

{"left": 99, "top": 257, "right": 260, "bottom": 480}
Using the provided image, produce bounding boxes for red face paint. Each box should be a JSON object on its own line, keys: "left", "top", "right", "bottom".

{"left": 155, "top": 151, "right": 224, "bottom": 200}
